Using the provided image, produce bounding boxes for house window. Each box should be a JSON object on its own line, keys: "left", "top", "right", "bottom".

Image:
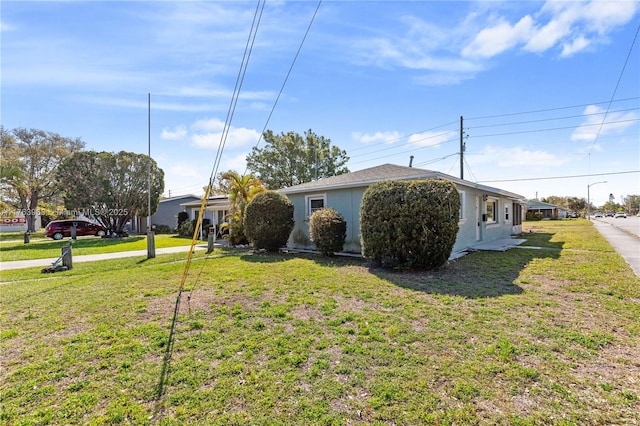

{"left": 505, "top": 205, "right": 510, "bottom": 222}
{"left": 486, "top": 199, "right": 497, "bottom": 224}
{"left": 512, "top": 203, "right": 522, "bottom": 226}
{"left": 458, "top": 190, "right": 466, "bottom": 221}
{"left": 305, "top": 194, "right": 326, "bottom": 217}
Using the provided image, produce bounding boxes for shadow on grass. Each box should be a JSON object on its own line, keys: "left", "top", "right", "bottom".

{"left": 240, "top": 251, "right": 295, "bottom": 264}
{"left": 371, "top": 246, "right": 561, "bottom": 298}
{"left": 521, "top": 231, "right": 564, "bottom": 249}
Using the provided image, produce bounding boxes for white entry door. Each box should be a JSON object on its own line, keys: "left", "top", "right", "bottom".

{"left": 475, "top": 196, "right": 481, "bottom": 241}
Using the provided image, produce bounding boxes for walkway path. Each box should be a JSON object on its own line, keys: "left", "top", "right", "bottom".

{"left": 592, "top": 219, "right": 640, "bottom": 277}
{"left": 0, "top": 244, "right": 212, "bottom": 271}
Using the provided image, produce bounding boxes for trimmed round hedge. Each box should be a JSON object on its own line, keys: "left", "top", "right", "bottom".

{"left": 360, "top": 179, "right": 460, "bottom": 269}
{"left": 309, "top": 208, "right": 347, "bottom": 256}
{"left": 244, "top": 191, "right": 295, "bottom": 251}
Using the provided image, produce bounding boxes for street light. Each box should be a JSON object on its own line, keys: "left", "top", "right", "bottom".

{"left": 587, "top": 181, "right": 607, "bottom": 219}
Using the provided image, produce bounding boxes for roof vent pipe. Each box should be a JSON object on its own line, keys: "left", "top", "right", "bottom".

{"left": 409, "top": 155, "right": 414, "bottom": 167}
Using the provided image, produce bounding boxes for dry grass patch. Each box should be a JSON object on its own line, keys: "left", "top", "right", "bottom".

{"left": 1, "top": 223, "right": 639, "bottom": 425}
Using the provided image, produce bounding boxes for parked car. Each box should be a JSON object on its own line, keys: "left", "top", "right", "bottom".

{"left": 605, "top": 212, "right": 614, "bottom": 217}
{"left": 614, "top": 212, "right": 627, "bottom": 218}
{"left": 594, "top": 213, "right": 604, "bottom": 218}
{"left": 44, "top": 219, "right": 107, "bottom": 240}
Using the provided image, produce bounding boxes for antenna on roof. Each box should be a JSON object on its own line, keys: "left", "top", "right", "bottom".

{"left": 409, "top": 155, "right": 414, "bottom": 168}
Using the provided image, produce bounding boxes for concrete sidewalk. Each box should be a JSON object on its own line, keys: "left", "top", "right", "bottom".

{"left": 0, "top": 244, "right": 213, "bottom": 271}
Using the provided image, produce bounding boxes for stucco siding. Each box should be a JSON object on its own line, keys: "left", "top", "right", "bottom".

{"left": 281, "top": 166, "right": 524, "bottom": 256}
{"left": 151, "top": 197, "right": 199, "bottom": 230}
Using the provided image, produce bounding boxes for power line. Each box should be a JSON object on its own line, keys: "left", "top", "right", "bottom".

{"left": 588, "top": 23, "right": 640, "bottom": 156}
{"left": 477, "top": 169, "right": 639, "bottom": 184}
{"left": 347, "top": 120, "right": 459, "bottom": 154}
{"left": 157, "top": 0, "right": 266, "bottom": 401}
{"left": 349, "top": 135, "right": 459, "bottom": 166}
{"left": 468, "top": 118, "right": 639, "bottom": 139}
{"left": 244, "top": 0, "right": 322, "bottom": 175}
{"left": 465, "top": 96, "right": 639, "bottom": 121}
{"left": 467, "top": 106, "right": 639, "bottom": 130}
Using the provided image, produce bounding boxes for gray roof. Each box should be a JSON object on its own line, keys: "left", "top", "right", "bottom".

{"left": 180, "top": 194, "right": 230, "bottom": 209}
{"left": 526, "top": 200, "right": 567, "bottom": 210}
{"left": 277, "top": 163, "right": 525, "bottom": 200}
{"left": 159, "top": 194, "right": 200, "bottom": 203}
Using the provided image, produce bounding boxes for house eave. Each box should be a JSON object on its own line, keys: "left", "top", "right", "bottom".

{"left": 278, "top": 169, "right": 525, "bottom": 201}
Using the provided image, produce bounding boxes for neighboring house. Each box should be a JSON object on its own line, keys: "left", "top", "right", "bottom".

{"left": 130, "top": 194, "right": 200, "bottom": 233}
{"left": 180, "top": 194, "right": 231, "bottom": 236}
{"left": 526, "top": 200, "right": 567, "bottom": 220}
{"left": 278, "top": 163, "right": 525, "bottom": 256}
{"left": 0, "top": 211, "right": 42, "bottom": 233}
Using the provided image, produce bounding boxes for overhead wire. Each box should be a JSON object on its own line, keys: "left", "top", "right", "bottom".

{"left": 156, "top": 0, "right": 266, "bottom": 401}
{"left": 477, "top": 169, "right": 639, "bottom": 184}
{"left": 332, "top": 96, "right": 638, "bottom": 170}
{"left": 244, "top": 0, "right": 323, "bottom": 176}
{"left": 588, "top": 23, "right": 639, "bottom": 157}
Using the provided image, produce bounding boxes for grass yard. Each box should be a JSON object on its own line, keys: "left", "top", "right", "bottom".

{"left": 1, "top": 219, "right": 639, "bottom": 425}
{"left": 0, "top": 233, "right": 203, "bottom": 262}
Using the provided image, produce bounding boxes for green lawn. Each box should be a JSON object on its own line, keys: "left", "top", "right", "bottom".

{"left": 0, "top": 233, "right": 203, "bottom": 262}
{"left": 1, "top": 220, "right": 639, "bottom": 425}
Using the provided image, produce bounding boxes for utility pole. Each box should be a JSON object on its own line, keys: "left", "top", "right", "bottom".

{"left": 147, "top": 93, "right": 155, "bottom": 258}
{"left": 460, "top": 116, "right": 464, "bottom": 180}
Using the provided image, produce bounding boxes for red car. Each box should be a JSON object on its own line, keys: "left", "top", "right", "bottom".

{"left": 44, "top": 219, "right": 107, "bottom": 240}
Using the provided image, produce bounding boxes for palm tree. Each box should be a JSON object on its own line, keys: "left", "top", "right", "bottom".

{"left": 219, "top": 171, "right": 265, "bottom": 245}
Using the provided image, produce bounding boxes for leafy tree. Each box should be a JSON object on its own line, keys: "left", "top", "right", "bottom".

{"left": 246, "top": 129, "right": 349, "bottom": 189}
{"left": 56, "top": 151, "right": 164, "bottom": 233}
{"left": 218, "top": 171, "right": 265, "bottom": 245}
{"left": 623, "top": 194, "right": 640, "bottom": 214}
{"left": 1, "top": 127, "right": 85, "bottom": 231}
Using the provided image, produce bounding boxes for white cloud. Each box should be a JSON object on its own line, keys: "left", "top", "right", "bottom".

{"left": 190, "top": 119, "right": 260, "bottom": 150}
{"left": 561, "top": 35, "right": 590, "bottom": 57}
{"left": 474, "top": 145, "right": 571, "bottom": 168}
{"left": 168, "top": 162, "right": 203, "bottom": 178}
{"left": 571, "top": 105, "right": 640, "bottom": 142}
{"left": 192, "top": 118, "right": 226, "bottom": 132}
{"left": 352, "top": 131, "right": 403, "bottom": 144}
{"left": 407, "top": 131, "right": 452, "bottom": 148}
{"left": 462, "top": 16, "right": 534, "bottom": 58}
{"left": 161, "top": 125, "right": 188, "bottom": 141}
{"left": 463, "top": 0, "right": 639, "bottom": 59}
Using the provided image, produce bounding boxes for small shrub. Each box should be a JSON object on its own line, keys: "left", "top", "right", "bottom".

{"left": 177, "top": 220, "right": 194, "bottom": 237}
{"left": 360, "top": 179, "right": 460, "bottom": 270}
{"left": 176, "top": 211, "right": 189, "bottom": 229}
{"left": 154, "top": 224, "right": 172, "bottom": 234}
{"left": 526, "top": 211, "right": 545, "bottom": 221}
{"left": 244, "top": 191, "right": 294, "bottom": 251}
{"left": 309, "top": 208, "right": 346, "bottom": 256}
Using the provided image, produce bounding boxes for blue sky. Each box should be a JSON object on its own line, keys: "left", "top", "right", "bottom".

{"left": 2, "top": 0, "right": 639, "bottom": 207}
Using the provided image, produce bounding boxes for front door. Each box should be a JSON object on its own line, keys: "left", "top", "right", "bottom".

{"left": 475, "top": 196, "right": 481, "bottom": 241}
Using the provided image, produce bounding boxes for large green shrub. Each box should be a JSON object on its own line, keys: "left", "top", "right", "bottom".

{"left": 244, "top": 191, "right": 294, "bottom": 251}
{"left": 309, "top": 208, "right": 347, "bottom": 256}
{"left": 360, "top": 179, "right": 460, "bottom": 269}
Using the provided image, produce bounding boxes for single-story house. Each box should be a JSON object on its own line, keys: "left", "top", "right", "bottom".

{"left": 525, "top": 200, "right": 567, "bottom": 220}
{"left": 130, "top": 194, "right": 201, "bottom": 233}
{"left": 180, "top": 194, "right": 231, "bottom": 237}
{"left": 278, "top": 163, "right": 525, "bottom": 256}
